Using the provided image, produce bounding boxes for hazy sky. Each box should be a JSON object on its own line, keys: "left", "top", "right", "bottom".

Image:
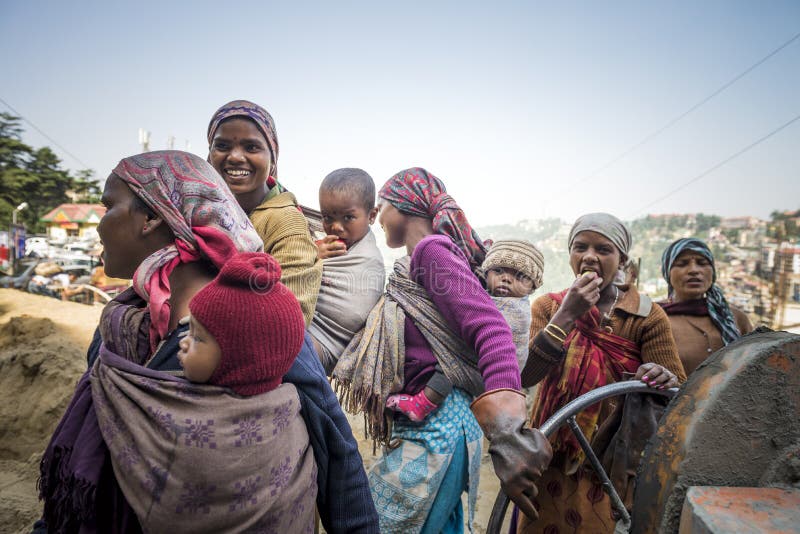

{"left": 1, "top": 0, "right": 798, "bottom": 226}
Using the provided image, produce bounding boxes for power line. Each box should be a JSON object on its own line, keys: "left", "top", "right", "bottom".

{"left": 560, "top": 29, "right": 800, "bottom": 193}
{"left": 0, "top": 95, "right": 93, "bottom": 170}
{"left": 634, "top": 112, "right": 800, "bottom": 216}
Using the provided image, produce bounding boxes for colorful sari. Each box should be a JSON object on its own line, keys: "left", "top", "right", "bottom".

{"left": 368, "top": 388, "right": 482, "bottom": 534}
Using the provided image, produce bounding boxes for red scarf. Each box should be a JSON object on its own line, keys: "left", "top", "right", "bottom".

{"left": 530, "top": 290, "right": 641, "bottom": 464}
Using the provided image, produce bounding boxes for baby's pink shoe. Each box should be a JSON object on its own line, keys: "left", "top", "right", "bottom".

{"left": 385, "top": 390, "right": 439, "bottom": 422}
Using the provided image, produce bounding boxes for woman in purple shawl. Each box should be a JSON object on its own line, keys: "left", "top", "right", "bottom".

{"left": 35, "top": 151, "right": 378, "bottom": 533}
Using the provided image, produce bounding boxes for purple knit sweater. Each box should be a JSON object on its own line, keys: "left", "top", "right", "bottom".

{"left": 402, "top": 234, "right": 522, "bottom": 394}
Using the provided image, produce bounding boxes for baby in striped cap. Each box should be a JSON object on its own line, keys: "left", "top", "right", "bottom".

{"left": 386, "top": 239, "right": 544, "bottom": 422}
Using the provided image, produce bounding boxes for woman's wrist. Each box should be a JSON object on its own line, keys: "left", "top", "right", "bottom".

{"left": 549, "top": 310, "right": 576, "bottom": 334}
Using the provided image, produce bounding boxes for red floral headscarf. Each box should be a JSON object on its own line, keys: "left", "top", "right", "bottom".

{"left": 379, "top": 167, "right": 487, "bottom": 272}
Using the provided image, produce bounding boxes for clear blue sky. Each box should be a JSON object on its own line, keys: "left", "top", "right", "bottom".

{"left": 1, "top": 0, "right": 798, "bottom": 226}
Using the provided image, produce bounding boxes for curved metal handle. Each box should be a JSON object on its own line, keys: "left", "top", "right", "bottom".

{"left": 486, "top": 382, "right": 678, "bottom": 534}
{"left": 540, "top": 381, "right": 677, "bottom": 437}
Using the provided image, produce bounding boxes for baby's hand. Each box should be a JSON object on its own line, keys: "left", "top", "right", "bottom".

{"left": 316, "top": 235, "right": 347, "bottom": 259}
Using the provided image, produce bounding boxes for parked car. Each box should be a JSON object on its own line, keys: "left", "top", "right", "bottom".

{"left": 51, "top": 254, "right": 96, "bottom": 269}
{"left": 25, "top": 236, "right": 50, "bottom": 257}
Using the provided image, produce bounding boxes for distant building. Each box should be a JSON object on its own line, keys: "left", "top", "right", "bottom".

{"left": 40, "top": 204, "right": 106, "bottom": 240}
{"left": 720, "top": 216, "right": 761, "bottom": 230}
{"left": 761, "top": 244, "right": 777, "bottom": 271}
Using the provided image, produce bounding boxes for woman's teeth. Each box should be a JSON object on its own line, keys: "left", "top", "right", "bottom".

{"left": 226, "top": 169, "right": 250, "bottom": 177}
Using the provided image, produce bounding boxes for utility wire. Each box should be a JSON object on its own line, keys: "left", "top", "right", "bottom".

{"left": 0, "top": 95, "right": 93, "bottom": 170}
{"left": 634, "top": 112, "right": 800, "bottom": 216}
{"left": 560, "top": 30, "right": 800, "bottom": 193}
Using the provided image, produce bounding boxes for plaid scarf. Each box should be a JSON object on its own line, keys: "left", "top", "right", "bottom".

{"left": 113, "top": 150, "right": 262, "bottom": 353}
{"left": 530, "top": 290, "right": 641, "bottom": 467}
{"left": 333, "top": 257, "right": 483, "bottom": 444}
{"left": 379, "top": 167, "right": 487, "bottom": 273}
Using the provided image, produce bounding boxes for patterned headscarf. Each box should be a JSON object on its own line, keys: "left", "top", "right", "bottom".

{"left": 207, "top": 100, "right": 278, "bottom": 169}
{"left": 379, "top": 167, "right": 487, "bottom": 272}
{"left": 112, "top": 150, "right": 263, "bottom": 352}
{"left": 661, "top": 237, "right": 741, "bottom": 345}
{"left": 568, "top": 212, "right": 632, "bottom": 259}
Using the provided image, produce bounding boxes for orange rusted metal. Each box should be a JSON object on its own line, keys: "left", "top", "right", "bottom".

{"left": 678, "top": 486, "right": 800, "bottom": 533}
{"left": 631, "top": 330, "right": 800, "bottom": 533}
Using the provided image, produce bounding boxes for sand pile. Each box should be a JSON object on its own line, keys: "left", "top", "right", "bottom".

{"left": 0, "top": 289, "right": 101, "bottom": 533}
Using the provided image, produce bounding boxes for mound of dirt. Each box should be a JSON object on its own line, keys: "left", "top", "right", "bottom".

{"left": 0, "top": 289, "right": 101, "bottom": 533}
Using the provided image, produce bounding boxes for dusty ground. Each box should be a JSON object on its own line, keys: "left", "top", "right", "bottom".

{"left": 0, "top": 289, "right": 102, "bottom": 534}
{"left": 0, "top": 288, "right": 503, "bottom": 533}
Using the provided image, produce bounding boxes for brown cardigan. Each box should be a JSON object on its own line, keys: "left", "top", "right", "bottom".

{"left": 249, "top": 191, "right": 323, "bottom": 326}
{"left": 663, "top": 306, "right": 753, "bottom": 375}
{"left": 521, "top": 287, "right": 687, "bottom": 388}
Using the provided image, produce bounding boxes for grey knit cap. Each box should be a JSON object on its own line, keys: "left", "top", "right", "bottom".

{"left": 482, "top": 239, "right": 545, "bottom": 290}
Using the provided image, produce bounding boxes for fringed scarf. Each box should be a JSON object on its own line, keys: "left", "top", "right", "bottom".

{"left": 379, "top": 167, "right": 487, "bottom": 274}
{"left": 333, "top": 257, "right": 484, "bottom": 444}
{"left": 661, "top": 237, "right": 741, "bottom": 345}
{"left": 113, "top": 150, "right": 262, "bottom": 353}
{"left": 530, "top": 290, "right": 641, "bottom": 469}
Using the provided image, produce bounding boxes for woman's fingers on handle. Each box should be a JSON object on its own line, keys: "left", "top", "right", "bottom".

{"left": 636, "top": 363, "right": 675, "bottom": 388}
{"left": 634, "top": 362, "right": 656, "bottom": 381}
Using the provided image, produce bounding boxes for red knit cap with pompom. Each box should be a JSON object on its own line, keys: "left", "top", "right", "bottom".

{"left": 189, "top": 252, "right": 305, "bottom": 396}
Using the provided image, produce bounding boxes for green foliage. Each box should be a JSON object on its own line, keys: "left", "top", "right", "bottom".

{"left": 0, "top": 113, "right": 99, "bottom": 232}
{"left": 767, "top": 209, "right": 800, "bottom": 240}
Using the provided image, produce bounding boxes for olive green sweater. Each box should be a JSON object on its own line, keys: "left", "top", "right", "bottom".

{"left": 521, "top": 287, "right": 687, "bottom": 387}
{"left": 249, "top": 192, "right": 323, "bottom": 326}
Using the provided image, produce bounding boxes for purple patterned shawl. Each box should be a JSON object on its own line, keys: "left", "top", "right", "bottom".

{"left": 90, "top": 348, "right": 316, "bottom": 532}
{"left": 113, "top": 150, "right": 262, "bottom": 353}
{"left": 40, "top": 287, "right": 316, "bottom": 532}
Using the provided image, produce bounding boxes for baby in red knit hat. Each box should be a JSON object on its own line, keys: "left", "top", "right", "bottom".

{"left": 178, "top": 251, "right": 306, "bottom": 396}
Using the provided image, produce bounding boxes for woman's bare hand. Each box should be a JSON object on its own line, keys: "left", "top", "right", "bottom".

{"left": 557, "top": 272, "right": 603, "bottom": 322}
{"left": 635, "top": 362, "right": 679, "bottom": 390}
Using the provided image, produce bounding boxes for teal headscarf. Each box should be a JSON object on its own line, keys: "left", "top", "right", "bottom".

{"left": 661, "top": 237, "right": 741, "bottom": 345}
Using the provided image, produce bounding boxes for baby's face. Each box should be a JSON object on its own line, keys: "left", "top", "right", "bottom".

{"left": 178, "top": 316, "right": 222, "bottom": 383}
{"left": 319, "top": 189, "right": 377, "bottom": 249}
{"left": 486, "top": 266, "right": 534, "bottom": 298}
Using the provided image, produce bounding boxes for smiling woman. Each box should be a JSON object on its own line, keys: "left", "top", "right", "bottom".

{"left": 207, "top": 100, "right": 322, "bottom": 325}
